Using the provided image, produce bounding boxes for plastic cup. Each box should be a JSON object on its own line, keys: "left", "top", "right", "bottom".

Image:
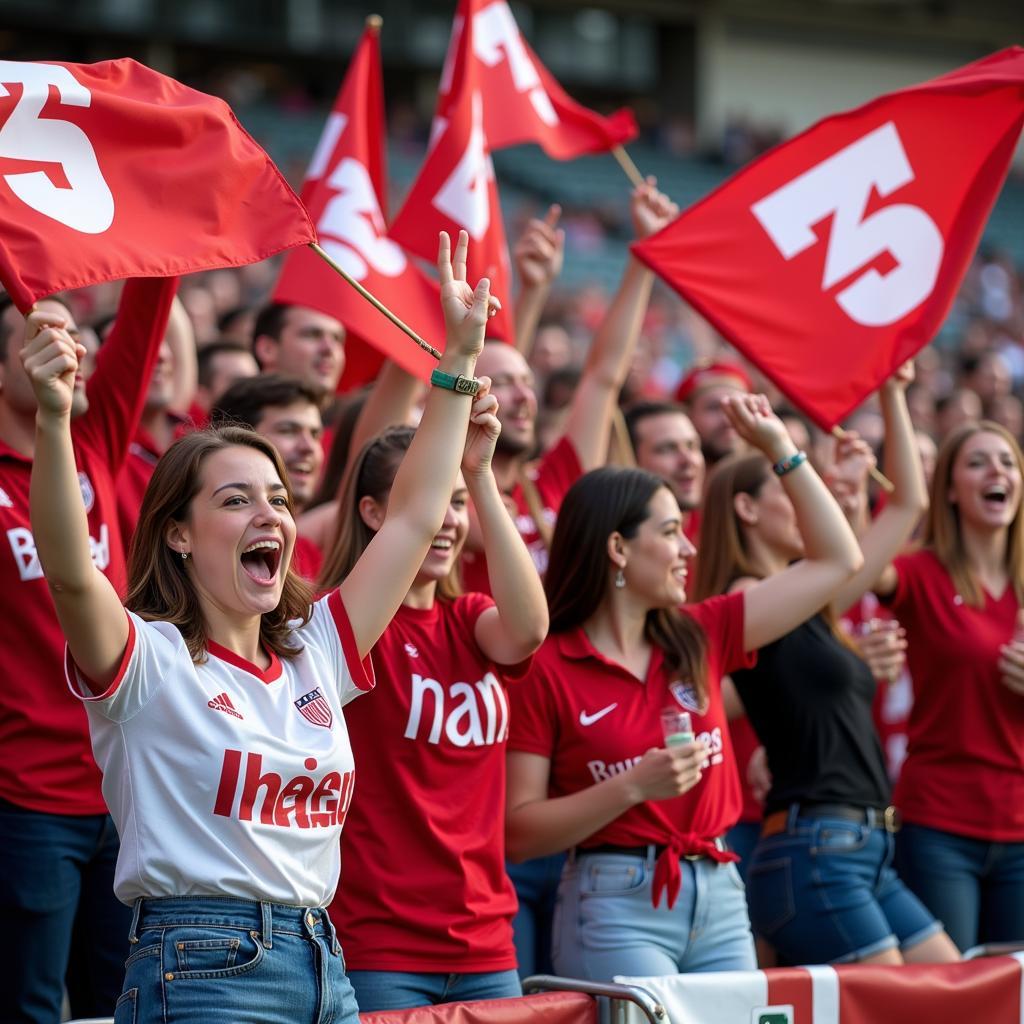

{"left": 661, "top": 707, "right": 694, "bottom": 747}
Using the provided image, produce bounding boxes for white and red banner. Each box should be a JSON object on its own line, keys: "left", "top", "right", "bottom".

{"left": 633, "top": 47, "right": 1024, "bottom": 429}
{"left": 390, "top": 85, "right": 515, "bottom": 343}
{"left": 619, "top": 954, "right": 1024, "bottom": 1024}
{"left": 0, "top": 59, "right": 314, "bottom": 312}
{"left": 437, "top": 0, "right": 637, "bottom": 160}
{"left": 273, "top": 24, "right": 445, "bottom": 388}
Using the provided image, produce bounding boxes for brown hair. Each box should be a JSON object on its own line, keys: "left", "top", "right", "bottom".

{"left": 924, "top": 420, "right": 1024, "bottom": 608}
{"left": 693, "top": 451, "right": 856, "bottom": 650}
{"left": 545, "top": 467, "right": 709, "bottom": 704}
{"left": 317, "top": 425, "right": 461, "bottom": 599}
{"left": 125, "top": 426, "right": 313, "bottom": 662}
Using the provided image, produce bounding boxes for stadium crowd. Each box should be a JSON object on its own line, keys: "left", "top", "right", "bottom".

{"left": 2, "top": 171, "right": 1024, "bottom": 1024}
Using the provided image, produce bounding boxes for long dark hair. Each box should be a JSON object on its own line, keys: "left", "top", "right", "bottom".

{"left": 546, "top": 467, "right": 709, "bottom": 704}
{"left": 125, "top": 426, "right": 313, "bottom": 662}
{"left": 317, "top": 425, "right": 461, "bottom": 599}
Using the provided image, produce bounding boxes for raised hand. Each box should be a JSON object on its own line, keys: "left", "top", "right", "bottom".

{"left": 21, "top": 309, "right": 86, "bottom": 417}
{"left": 721, "top": 393, "right": 795, "bottom": 463}
{"left": 826, "top": 430, "right": 877, "bottom": 506}
{"left": 514, "top": 204, "right": 564, "bottom": 289}
{"left": 883, "top": 359, "right": 916, "bottom": 392}
{"left": 437, "top": 230, "right": 501, "bottom": 358}
{"left": 462, "top": 379, "right": 500, "bottom": 480}
{"left": 631, "top": 176, "right": 680, "bottom": 240}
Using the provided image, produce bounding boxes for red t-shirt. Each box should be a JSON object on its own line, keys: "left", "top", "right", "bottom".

{"left": 460, "top": 435, "right": 582, "bottom": 595}
{"left": 292, "top": 534, "right": 323, "bottom": 583}
{"left": 509, "top": 592, "right": 754, "bottom": 852}
{"left": 884, "top": 548, "right": 1024, "bottom": 840}
{"left": 328, "top": 594, "right": 526, "bottom": 971}
{"left": 0, "top": 278, "right": 179, "bottom": 815}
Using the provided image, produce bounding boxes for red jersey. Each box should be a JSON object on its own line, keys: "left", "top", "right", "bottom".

{"left": 884, "top": 548, "right": 1024, "bottom": 840}
{"left": 293, "top": 535, "right": 323, "bottom": 583}
{"left": 0, "top": 278, "right": 178, "bottom": 815}
{"left": 329, "top": 594, "right": 525, "bottom": 971}
{"left": 509, "top": 592, "right": 754, "bottom": 905}
{"left": 460, "top": 436, "right": 582, "bottom": 594}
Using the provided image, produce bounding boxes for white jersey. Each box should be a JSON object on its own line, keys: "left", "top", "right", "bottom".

{"left": 66, "top": 590, "right": 373, "bottom": 907}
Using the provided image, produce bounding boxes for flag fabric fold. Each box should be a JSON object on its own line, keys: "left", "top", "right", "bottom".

{"left": 632, "top": 46, "right": 1024, "bottom": 429}
{"left": 0, "top": 58, "right": 315, "bottom": 311}
{"left": 273, "top": 25, "right": 446, "bottom": 386}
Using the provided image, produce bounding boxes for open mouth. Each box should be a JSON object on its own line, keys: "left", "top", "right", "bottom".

{"left": 983, "top": 485, "right": 1009, "bottom": 506}
{"left": 240, "top": 539, "right": 282, "bottom": 584}
{"left": 429, "top": 537, "right": 454, "bottom": 552}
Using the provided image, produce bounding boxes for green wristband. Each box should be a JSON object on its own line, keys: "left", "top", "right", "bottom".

{"left": 430, "top": 368, "right": 481, "bottom": 396}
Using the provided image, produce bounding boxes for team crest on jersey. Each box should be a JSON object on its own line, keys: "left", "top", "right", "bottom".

{"left": 404, "top": 642, "right": 420, "bottom": 658}
{"left": 294, "top": 688, "right": 333, "bottom": 729}
{"left": 77, "top": 472, "right": 95, "bottom": 513}
{"left": 669, "top": 680, "right": 703, "bottom": 714}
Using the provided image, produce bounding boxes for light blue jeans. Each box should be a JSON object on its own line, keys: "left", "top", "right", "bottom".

{"left": 117, "top": 896, "right": 358, "bottom": 1024}
{"left": 347, "top": 968, "right": 521, "bottom": 1010}
{"left": 552, "top": 848, "right": 756, "bottom": 980}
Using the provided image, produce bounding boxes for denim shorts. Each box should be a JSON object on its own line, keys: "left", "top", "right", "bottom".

{"left": 746, "top": 808, "right": 941, "bottom": 964}
{"left": 116, "top": 896, "right": 358, "bottom": 1024}
{"left": 552, "top": 847, "right": 756, "bottom": 979}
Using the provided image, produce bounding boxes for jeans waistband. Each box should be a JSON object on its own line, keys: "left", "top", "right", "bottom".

{"left": 572, "top": 837, "right": 728, "bottom": 864}
{"left": 127, "top": 896, "right": 338, "bottom": 952}
{"left": 761, "top": 803, "right": 901, "bottom": 839}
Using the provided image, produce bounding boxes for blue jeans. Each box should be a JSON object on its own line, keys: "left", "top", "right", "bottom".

{"left": 119, "top": 897, "right": 357, "bottom": 1024}
{"left": 552, "top": 848, "right": 756, "bottom": 979}
{"left": 347, "top": 969, "right": 521, "bottom": 1010}
{"left": 506, "top": 854, "right": 566, "bottom": 978}
{"left": 727, "top": 821, "right": 762, "bottom": 883}
{"left": 0, "top": 798, "right": 130, "bottom": 1024}
{"left": 895, "top": 822, "right": 1024, "bottom": 952}
{"left": 747, "top": 809, "right": 940, "bottom": 964}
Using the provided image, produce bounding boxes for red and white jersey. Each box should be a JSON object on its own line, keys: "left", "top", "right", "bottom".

{"left": 509, "top": 592, "right": 755, "bottom": 850}
{"left": 460, "top": 436, "right": 582, "bottom": 594}
{"left": 67, "top": 589, "right": 373, "bottom": 907}
{"left": 330, "top": 594, "right": 524, "bottom": 972}
{"left": 883, "top": 548, "right": 1024, "bottom": 840}
{"left": 0, "top": 278, "right": 178, "bottom": 815}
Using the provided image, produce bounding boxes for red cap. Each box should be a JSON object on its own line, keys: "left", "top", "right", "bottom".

{"left": 676, "top": 362, "right": 752, "bottom": 403}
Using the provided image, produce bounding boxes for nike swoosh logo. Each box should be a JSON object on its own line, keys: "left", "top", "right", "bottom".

{"left": 579, "top": 703, "right": 618, "bottom": 727}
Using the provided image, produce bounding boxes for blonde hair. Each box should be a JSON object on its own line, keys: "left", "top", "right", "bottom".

{"left": 924, "top": 420, "right": 1024, "bottom": 608}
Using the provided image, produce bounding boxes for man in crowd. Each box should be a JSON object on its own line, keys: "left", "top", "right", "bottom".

{"left": 676, "top": 361, "right": 753, "bottom": 465}
{"left": 192, "top": 339, "right": 259, "bottom": 422}
{"left": 251, "top": 302, "right": 346, "bottom": 400}
{"left": 0, "top": 281, "right": 178, "bottom": 1024}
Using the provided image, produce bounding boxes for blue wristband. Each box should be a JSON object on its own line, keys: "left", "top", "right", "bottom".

{"left": 773, "top": 450, "right": 807, "bottom": 477}
{"left": 430, "top": 368, "right": 481, "bottom": 396}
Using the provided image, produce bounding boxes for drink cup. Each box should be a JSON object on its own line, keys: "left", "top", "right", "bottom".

{"left": 661, "top": 707, "right": 694, "bottom": 747}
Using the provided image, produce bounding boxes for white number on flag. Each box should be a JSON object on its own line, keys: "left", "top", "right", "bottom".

{"left": 318, "top": 156, "right": 407, "bottom": 281}
{"left": 0, "top": 61, "right": 114, "bottom": 233}
{"left": 751, "top": 122, "right": 943, "bottom": 327}
{"left": 433, "top": 93, "right": 495, "bottom": 241}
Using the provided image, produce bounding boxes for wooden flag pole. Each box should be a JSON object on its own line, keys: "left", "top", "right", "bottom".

{"left": 308, "top": 242, "right": 442, "bottom": 360}
{"left": 830, "top": 424, "right": 894, "bottom": 493}
{"left": 612, "top": 145, "right": 646, "bottom": 188}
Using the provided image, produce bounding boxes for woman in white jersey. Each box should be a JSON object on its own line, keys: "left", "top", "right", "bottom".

{"left": 23, "top": 233, "right": 497, "bottom": 1024}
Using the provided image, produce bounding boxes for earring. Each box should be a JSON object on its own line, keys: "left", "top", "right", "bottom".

{"left": 181, "top": 551, "right": 189, "bottom": 561}
{"left": 614, "top": 567, "right": 626, "bottom": 589}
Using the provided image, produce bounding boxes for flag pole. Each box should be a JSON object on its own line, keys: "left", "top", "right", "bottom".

{"left": 308, "top": 242, "right": 442, "bottom": 360}
{"left": 831, "top": 424, "right": 894, "bottom": 493}
{"left": 612, "top": 145, "right": 646, "bottom": 188}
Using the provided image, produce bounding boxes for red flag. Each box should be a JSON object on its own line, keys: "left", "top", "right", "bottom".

{"left": 273, "top": 24, "right": 445, "bottom": 387}
{"left": 0, "top": 59, "right": 314, "bottom": 312}
{"left": 437, "top": 0, "right": 637, "bottom": 159}
{"left": 390, "top": 87, "right": 515, "bottom": 344}
{"left": 632, "top": 47, "right": 1024, "bottom": 429}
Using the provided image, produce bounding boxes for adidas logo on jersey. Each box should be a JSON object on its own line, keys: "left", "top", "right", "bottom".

{"left": 208, "top": 692, "right": 243, "bottom": 720}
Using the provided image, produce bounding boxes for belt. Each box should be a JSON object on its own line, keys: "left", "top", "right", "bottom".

{"left": 761, "top": 804, "right": 901, "bottom": 838}
{"left": 576, "top": 838, "right": 728, "bottom": 862}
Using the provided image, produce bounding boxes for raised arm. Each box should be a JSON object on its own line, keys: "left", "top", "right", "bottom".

{"left": 513, "top": 204, "right": 564, "bottom": 357}
{"left": 25, "top": 311, "right": 128, "bottom": 687}
{"left": 561, "top": 180, "right": 679, "bottom": 471}
{"left": 506, "top": 742, "right": 706, "bottom": 861}
{"left": 339, "top": 232, "right": 495, "bottom": 657}
{"left": 463, "top": 399, "right": 548, "bottom": 665}
{"left": 829, "top": 364, "right": 926, "bottom": 611}
{"left": 729, "top": 395, "right": 864, "bottom": 652}
{"left": 164, "top": 294, "right": 198, "bottom": 414}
